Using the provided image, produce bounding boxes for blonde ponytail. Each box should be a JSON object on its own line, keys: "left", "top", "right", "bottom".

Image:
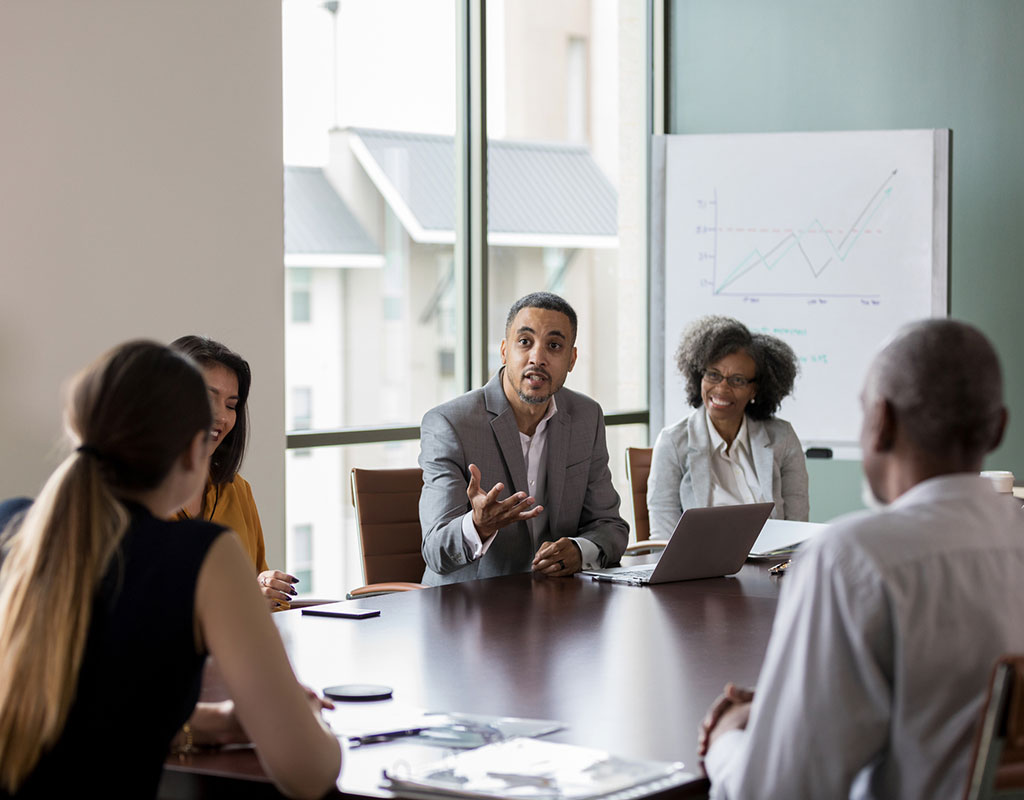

{"left": 0, "top": 341, "right": 211, "bottom": 792}
{"left": 0, "top": 452, "right": 127, "bottom": 791}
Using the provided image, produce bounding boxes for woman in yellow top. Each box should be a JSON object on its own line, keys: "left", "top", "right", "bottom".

{"left": 171, "top": 336, "right": 298, "bottom": 609}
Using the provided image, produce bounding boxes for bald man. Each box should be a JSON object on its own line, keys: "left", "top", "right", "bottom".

{"left": 700, "top": 319, "right": 1024, "bottom": 800}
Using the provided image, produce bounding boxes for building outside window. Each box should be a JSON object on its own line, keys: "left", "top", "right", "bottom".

{"left": 290, "top": 267, "right": 312, "bottom": 323}
{"left": 282, "top": 0, "right": 648, "bottom": 597}
{"left": 290, "top": 523, "right": 315, "bottom": 589}
{"left": 291, "top": 386, "right": 313, "bottom": 431}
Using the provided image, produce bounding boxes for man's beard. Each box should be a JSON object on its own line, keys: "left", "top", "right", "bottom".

{"left": 515, "top": 368, "right": 552, "bottom": 405}
{"left": 517, "top": 387, "right": 551, "bottom": 405}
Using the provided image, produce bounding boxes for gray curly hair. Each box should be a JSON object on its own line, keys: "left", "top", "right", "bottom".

{"left": 866, "top": 319, "right": 1004, "bottom": 458}
{"left": 675, "top": 315, "right": 798, "bottom": 421}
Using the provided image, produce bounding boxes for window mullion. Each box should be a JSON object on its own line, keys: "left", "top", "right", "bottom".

{"left": 455, "top": 0, "right": 488, "bottom": 392}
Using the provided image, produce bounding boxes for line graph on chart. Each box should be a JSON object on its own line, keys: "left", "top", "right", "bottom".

{"left": 659, "top": 130, "right": 946, "bottom": 445}
{"left": 689, "top": 168, "right": 905, "bottom": 301}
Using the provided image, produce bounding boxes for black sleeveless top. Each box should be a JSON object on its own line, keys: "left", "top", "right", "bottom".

{"left": 2, "top": 502, "right": 225, "bottom": 798}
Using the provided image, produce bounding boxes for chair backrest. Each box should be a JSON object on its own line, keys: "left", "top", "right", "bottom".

{"left": 625, "top": 447, "right": 653, "bottom": 543}
{"left": 964, "top": 655, "right": 1024, "bottom": 800}
{"left": 350, "top": 467, "right": 425, "bottom": 585}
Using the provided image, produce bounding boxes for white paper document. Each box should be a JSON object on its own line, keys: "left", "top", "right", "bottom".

{"left": 747, "top": 518, "right": 827, "bottom": 560}
{"left": 383, "top": 737, "right": 690, "bottom": 800}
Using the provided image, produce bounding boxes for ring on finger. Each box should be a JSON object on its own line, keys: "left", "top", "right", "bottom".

{"left": 558, "top": 559, "right": 566, "bottom": 571}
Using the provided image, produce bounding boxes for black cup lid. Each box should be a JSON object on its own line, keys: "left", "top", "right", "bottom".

{"left": 324, "top": 684, "right": 393, "bottom": 702}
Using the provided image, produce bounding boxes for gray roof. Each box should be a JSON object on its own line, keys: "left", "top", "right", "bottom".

{"left": 284, "top": 166, "right": 382, "bottom": 267}
{"left": 348, "top": 128, "right": 618, "bottom": 248}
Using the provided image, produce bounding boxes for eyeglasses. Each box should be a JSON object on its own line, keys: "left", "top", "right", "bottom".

{"left": 702, "top": 369, "right": 755, "bottom": 388}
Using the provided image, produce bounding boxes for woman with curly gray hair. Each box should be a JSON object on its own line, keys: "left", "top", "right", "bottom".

{"left": 647, "top": 316, "right": 808, "bottom": 538}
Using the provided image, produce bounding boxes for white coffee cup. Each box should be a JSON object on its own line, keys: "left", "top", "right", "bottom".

{"left": 980, "top": 470, "right": 1015, "bottom": 493}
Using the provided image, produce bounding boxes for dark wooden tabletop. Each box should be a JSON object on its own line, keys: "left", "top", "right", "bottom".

{"left": 160, "top": 564, "right": 785, "bottom": 800}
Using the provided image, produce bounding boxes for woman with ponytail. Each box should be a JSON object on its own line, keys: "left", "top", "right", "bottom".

{"left": 0, "top": 341, "right": 340, "bottom": 799}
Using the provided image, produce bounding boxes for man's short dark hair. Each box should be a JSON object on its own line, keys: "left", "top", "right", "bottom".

{"left": 505, "top": 292, "right": 578, "bottom": 343}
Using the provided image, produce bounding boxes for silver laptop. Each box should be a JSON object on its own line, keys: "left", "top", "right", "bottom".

{"left": 581, "top": 502, "right": 774, "bottom": 585}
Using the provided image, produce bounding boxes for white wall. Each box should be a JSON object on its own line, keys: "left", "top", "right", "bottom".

{"left": 0, "top": 1, "right": 287, "bottom": 565}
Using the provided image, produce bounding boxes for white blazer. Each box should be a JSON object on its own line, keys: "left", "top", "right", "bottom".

{"left": 646, "top": 409, "right": 809, "bottom": 539}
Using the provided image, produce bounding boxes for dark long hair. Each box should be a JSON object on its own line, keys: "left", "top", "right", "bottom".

{"left": 0, "top": 341, "right": 211, "bottom": 792}
{"left": 170, "top": 336, "right": 251, "bottom": 486}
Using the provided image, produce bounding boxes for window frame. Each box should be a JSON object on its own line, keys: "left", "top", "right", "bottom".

{"left": 285, "top": 0, "right": 666, "bottom": 454}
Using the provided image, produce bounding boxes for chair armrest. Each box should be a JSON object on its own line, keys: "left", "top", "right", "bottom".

{"left": 623, "top": 540, "right": 668, "bottom": 556}
{"left": 345, "top": 581, "right": 426, "bottom": 599}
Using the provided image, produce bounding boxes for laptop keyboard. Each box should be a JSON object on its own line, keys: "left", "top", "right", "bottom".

{"left": 607, "top": 565, "right": 655, "bottom": 579}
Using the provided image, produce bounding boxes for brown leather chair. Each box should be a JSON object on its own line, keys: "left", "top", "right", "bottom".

{"left": 964, "top": 655, "right": 1024, "bottom": 799}
{"left": 623, "top": 446, "right": 667, "bottom": 556}
{"left": 347, "top": 467, "right": 428, "bottom": 598}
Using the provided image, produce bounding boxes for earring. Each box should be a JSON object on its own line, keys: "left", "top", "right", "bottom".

{"left": 750, "top": 396, "right": 756, "bottom": 404}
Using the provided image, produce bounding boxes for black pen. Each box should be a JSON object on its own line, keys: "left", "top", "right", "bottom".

{"left": 349, "top": 727, "right": 426, "bottom": 746}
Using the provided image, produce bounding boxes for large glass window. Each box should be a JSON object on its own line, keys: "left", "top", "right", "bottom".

{"left": 283, "top": 0, "right": 461, "bottom": 430}
{"left": 286, "top": 440, "right": 421, "bottom": 598}
{"left": 485, "top": 0, "right": 647, "bottom": 415}
{"left": 282, "top": 0, "right": 650, "bottom": 597}
{"left": 283, "top": 0, "right": 459, "bottom": 594}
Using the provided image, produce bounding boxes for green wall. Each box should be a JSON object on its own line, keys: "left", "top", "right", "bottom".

{"left": 669, "top": 0, "right": 1024, "bottom": 522}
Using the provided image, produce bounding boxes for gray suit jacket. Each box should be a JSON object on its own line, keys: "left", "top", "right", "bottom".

{"left": 647, "top": 409, "right": 809, "bottom": 539}
{"left": 419, "top": 370, "right": 629, "bottom": 585}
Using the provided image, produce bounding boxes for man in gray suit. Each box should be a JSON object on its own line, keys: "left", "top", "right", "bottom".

{"left": 418, "top": 292, "right": 629, "bottom": 585}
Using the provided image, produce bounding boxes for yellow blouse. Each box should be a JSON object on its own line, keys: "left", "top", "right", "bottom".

{"left": 176, "top": 474, "right": 268, "bottom": 574}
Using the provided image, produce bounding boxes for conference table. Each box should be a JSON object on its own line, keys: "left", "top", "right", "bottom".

{"left": 159, "top": 562, "right": 786, "bottom": 800}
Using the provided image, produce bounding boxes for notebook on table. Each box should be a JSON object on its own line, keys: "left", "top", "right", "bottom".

{"left": 746, "top": 518, "right": 827, "bottom": 560}
{"left": 580, "top": 502, "right": 774, "bottom": 585}
{"left": 382, "top": 737, "right": 691, "bottom": 800}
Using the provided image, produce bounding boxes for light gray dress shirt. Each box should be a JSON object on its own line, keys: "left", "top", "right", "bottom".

{"left": 705, "top": 473, "right": 1024, "bottom": 800}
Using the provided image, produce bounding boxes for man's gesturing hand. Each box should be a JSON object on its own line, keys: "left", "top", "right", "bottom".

{"left": 467, "top": 463, "right": 542, "bottom": 540}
